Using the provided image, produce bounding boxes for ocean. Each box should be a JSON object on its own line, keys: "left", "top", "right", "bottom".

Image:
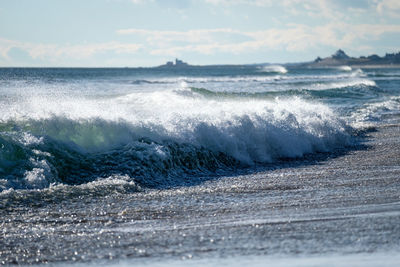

{"left": 1, "top": 65, "right": 399, "bottom": 266}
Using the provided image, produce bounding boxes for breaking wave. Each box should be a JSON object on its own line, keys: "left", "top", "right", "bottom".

{"left": 188, "top": 77, "right": 378, "bottom": 100}
{"left": 350, "top": 96, "right": 400, "bottom": 127}
{"left": 0, "top": 88, "right": 351, "bottom": 191}
{"left": 260, "top": 65, "right": 288, "bottom": 74}
{"left": 308, "top": 79, "right": 376, "bottom": 91}
{"left": 337, "top": 66, "right": 352, "bottom": 71}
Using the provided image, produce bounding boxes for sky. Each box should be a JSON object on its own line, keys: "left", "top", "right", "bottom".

{"left": 0, "top": 0, "right": 399, "bottom": 67}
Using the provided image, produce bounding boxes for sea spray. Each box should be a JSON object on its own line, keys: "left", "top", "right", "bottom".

{"left": 0, "top": 87, "right": 351, "bottom": 190}
{"left": 2, "top": 66, "right": 394, "bottom": 193}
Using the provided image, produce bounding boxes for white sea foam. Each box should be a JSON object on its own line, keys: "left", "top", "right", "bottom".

{"left": 0, "top": 69, "right": 364, "bottom": 190}
{"left": 0, "top": 174, "right": 140, "bottom": 201}
{"left": 308, "top": 79, "right": 376, "bottom": 91}
{"left": 1, "top": 85, "right": 350, "bottom": 163}
{"left": 260, "top": 65, "right": 288, "bottom": 74}
{"left": 350, "top": 96, "right": 400, "bottom": 127}
{"left": 120, "top": 70, "right": 369, "bottom": 95}
{"left": 350, "top": 68, "right": 365, "bottom": 77}
{"left": 178, "top": 76, "right": 282, "bottom": 84}
{"left": 127, "top": 72, "right": 367, "bottom": 86}
{"left": 338, "top": 65, "right": 352, "bottom": 71}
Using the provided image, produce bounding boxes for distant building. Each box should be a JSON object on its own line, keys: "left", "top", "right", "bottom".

{"left": 332, "top": 49, "right": 350, "bottom": 60}
{"left": 367, "top": 54, "right": 380, "bottom": 60}
{"left": 159, "top": 59, "right": 189, "bottom": 68}
{"left": 314, "top": 56, "right": 322, "bottom": 62}
{"left": 175, "top": 58, "right": 188, "bottom": 66}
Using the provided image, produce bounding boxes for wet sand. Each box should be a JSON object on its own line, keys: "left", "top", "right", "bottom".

{"left": 1, "top": 122, "right": 400, "bottom": 266}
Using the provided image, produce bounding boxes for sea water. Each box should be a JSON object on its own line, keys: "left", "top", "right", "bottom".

{"left": 1, "top": 65, "right": 400, "bottom": 265}
{"left": 1, "top": 66, "right": 398, "bottom": 191}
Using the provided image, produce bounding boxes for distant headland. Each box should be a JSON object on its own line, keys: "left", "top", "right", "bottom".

{"left": 303, "top": 49, "right": 400, "bottom": 67}
{"left": 153, "top": 50, "right": 400, "bottom": 69}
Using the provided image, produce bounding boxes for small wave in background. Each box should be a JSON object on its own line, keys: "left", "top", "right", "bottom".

{"left": 259, "top": 65, "right": 288, "bottom": 74}
{"left": 337, "top": 65, "right": 352, "bottom": 71}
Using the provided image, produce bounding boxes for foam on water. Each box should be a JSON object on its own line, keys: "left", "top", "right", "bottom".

{"left": 2, "top": 66, "right": 397, "bottom": 192}
{"left": 127, "top": 70, "right": 366, "bottom": 86}
{"left": 259, "top": 65, "right": 288, "bottom": 74}
{"left": 0, "top": 174, "right": 140, "bottom": 206}
{"left": 350, "top": 96, "right": 400, "bottom": 127}
{"left": 308, "top": 79, "right": 376, "bottom": 91}
{"left": 0, "top": 81, "right": 351, "bottom": 191}
{"left": 338, "top": 65, "right": 352, "bottom": 71}
{"left": 1, "top": 67, "right": 400, "bottom": 266}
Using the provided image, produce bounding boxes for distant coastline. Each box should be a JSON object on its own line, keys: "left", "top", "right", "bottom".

{"left": 296, "top": 49, "right": 400, "bottom": 68}
{"left": 2, "top": 50, "right": 399, "bottom": 69}
{"left": 156, "top": 50, "right": 400, "bottom": 69}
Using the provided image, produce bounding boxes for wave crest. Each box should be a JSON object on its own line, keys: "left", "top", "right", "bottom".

{"left": 0, "top": 95, "right": 351, "bottom": 191}
{"left": 260, "top": 65, "right": 288, "bottom": 74}
{"left": 337, "top": 66, "right": 352, "bottom": 71}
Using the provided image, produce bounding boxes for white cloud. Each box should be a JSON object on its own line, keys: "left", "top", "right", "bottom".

{"left": 130, "top": 0, "right": 153, "bottom": 4}
{"left": 2, "top": 21, "right": 399, "bottom": 65}
{"left": 0, "top": 38, "right": 19, "bottom": 59}
{"left": 204, "top": 0, "right": 396, "bottom": 22}
{"left": 116, "top": 23, "right": 400, "bottom": 56}
{"left": 204, "top": 0, "right": 343, "bottom": 19}
{"left": 117, "top": 28, "right": 243, "bottom": 44}
{"left": 0, "top": 39, "right": 142, "bottom": 62}
{"left": 150, "top": 41, "right": 266, "bottom": 56}
{"left": 375, "top": 0, "right": 400, "bottom": 17}
{"left": 204, "top": 0, "right": 273, "bottom": 6}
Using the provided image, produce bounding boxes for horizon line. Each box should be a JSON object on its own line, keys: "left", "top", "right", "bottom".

{"left": 1, "top": 49, "right": 399, "bottom": 69}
